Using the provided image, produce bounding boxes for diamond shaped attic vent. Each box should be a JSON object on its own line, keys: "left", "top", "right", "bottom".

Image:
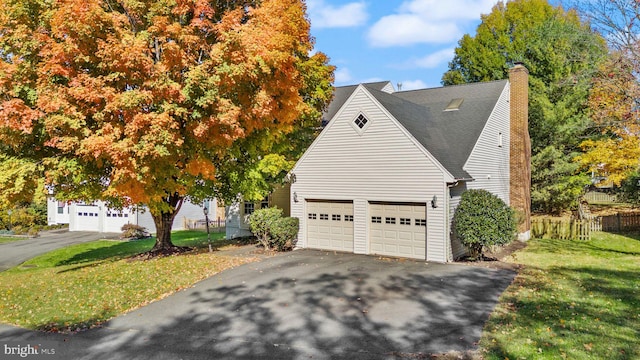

{"left": 354, "top": 114, "right": 368, "bottom": 129}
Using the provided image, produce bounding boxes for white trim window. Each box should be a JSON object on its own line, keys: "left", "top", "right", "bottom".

{"left": 351, "top": 112, "right": 372, "bottom": 134}
{"left": 244, "top": 202, "right": 255, "bottom": 215}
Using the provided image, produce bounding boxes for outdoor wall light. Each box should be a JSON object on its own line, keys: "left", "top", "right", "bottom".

{"left": 431, "top": 195, "right": 438, "bottom": 208}
{"left": 293, "top": 192, "right": 298, "bottom": 203}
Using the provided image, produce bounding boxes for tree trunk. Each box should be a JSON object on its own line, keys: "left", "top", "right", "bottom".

{"left": 150, "top": 194, "right": 184, "bottom": 253}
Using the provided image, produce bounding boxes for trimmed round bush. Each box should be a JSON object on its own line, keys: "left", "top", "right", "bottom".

{"left": 453, "top": 189, "right": 516, "bottom": 260}
{"left": 270, "top": 216, "right": 299, "bottom": 251}
{"left": 248, "top": 207, "right": 283, "bottom": 250}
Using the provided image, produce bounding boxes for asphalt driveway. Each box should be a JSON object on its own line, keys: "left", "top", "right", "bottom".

{"left": 0, "top": 229, "right": 119, "bottom": 271}
{"left": 0, "top": 249, "right": 516, "bottom": 359}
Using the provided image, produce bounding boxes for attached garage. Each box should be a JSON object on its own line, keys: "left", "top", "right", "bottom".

{"left": 306, "top": 200, "right": 354, "bottom": 252}
{"left": 290, "top": 69, "right": 528, "bottom": 262}
{"left": 72, "top": 204, "right": 100, "bottom": 231}
{"left": 369, "top": 202, "right": 426, "bottom": 260}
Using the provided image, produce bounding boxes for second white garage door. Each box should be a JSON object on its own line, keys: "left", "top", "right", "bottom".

{"left": 306, "top": 200, "right": 354, "bottom": 252}
{"left": 369, "top": 202, "right": 426, "bottom": 259}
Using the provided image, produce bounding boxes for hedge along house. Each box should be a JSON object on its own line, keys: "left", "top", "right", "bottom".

{"left": 289, "top": 65, "right": 530, "bottom": 262}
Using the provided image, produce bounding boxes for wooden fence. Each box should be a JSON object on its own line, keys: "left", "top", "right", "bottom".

{"left": 532, "top": 211, "right": 640, "bottom": 241}
{"left": 600, "top": 212, "right": 640, "bottom": 232}
{"left": 531, "top": 218, "right": 591, "bottom": 240}
{"left": 583, "top": 191, "right": 618, "bottom": 204}
{"left": 184, "top": 217, "right": 226, "bottom": 232}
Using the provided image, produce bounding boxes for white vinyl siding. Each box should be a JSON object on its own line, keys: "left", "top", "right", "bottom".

{"left": 380, "top": 82, "right": 395, "bottom": 94}
{"left": 464, "top": 83, "right": 510, "bottom": 204}
{"left": 353, "top": 199, "right": 368, "bottom": 254}
{"left": 291, "top": 86, "right": 450, "bottom": 262}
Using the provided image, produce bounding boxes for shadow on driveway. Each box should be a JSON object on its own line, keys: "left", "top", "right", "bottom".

{"left": 0, "top": 250, "right": 516, "bottom": 359}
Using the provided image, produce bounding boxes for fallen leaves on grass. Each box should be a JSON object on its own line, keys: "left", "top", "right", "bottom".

{"left": 0, "top": 252, "right": 259, "bottom": 332}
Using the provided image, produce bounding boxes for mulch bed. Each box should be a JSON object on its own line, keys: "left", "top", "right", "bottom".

{"left": 129, "top": 246, "right": 194, "bottom": 261}
{"left": 455, "top": 240, "right": 528, "bottom": 271}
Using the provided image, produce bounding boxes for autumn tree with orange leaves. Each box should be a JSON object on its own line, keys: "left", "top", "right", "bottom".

{"left": 0, "top": 0, "right": 334, "bottom": 252}
{"left": 569, "top": 0, "right": 640, "bottom": 188}
{"left": 576, "top": 54, "right": 640, "bottom": 186}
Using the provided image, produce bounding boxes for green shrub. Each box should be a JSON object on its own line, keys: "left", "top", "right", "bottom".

{"left": 120, "top": 224, "right": 150, "bottom": 240}
{"left": 270, "top": 217, "right": 299, "bottom": 251}
{"left": 248, "top": 207, "right": 298, "bottom": 251}
{"left": 0, "top": 207, "right": 38, "bottom": 231}
{"left": 248, "top": 207, "right": 283, "bottom": 250}
{"left": 620, "top": 171, "right": 640, "bottom": 205}
{"left": 453, "top": 189, "right": 516, "bottom": 260}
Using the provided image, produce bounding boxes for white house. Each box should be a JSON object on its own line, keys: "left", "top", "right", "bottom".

{"left": 225, "top": 183, "right": 291, "bottom": 239}
{"left": 47, "top": 197, "right": 219, "bottom": 234}
{"left": 288, "top": 65, "right": 531, "bottom": 262}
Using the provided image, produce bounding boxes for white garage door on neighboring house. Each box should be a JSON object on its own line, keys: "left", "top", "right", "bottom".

{"left": 103, "top": 208, "right": 132, "bottom": 233}
{"left": 74, "top": 204, "right": 100, "bottom": 231}
{"left": 306, "top": 200, "right": 354, "bottom": 252}
{"left": 369, "top": 202, "right": 426, "bottom": 259}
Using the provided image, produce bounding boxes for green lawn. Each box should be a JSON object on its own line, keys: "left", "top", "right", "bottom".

{"left": 0, "top": 230, "right": 259, "bottom": 332}
{"left": 480, "top": 232, "right": 640, "bottom": 359}
{"left": 0, "top": 236, "right": 30, "bottom": 244}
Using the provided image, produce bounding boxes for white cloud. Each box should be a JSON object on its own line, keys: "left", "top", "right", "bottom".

{"left": 397, "top": 79, "right": 428, "bottom": 91}
{"left": 369, "top": 15, "right": 460, "bottom": 47}
{"left": 368, "top": 0, "right": 497, "bottom": 47}
{"left": 307, "top": 0, "right": 368, "bottom": 29}
{"left": 334, "top": 67, "right": 353, "bottom": 84}
{"left": 414, "top": 48, "right": 455, "bottom": 68}
{"left": 398, "top": 0, "right": 496, "bottom": 20}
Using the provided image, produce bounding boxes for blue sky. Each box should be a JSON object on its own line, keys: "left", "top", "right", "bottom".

{"left": 306, "top": 0, "right": 499, "bottom": 90}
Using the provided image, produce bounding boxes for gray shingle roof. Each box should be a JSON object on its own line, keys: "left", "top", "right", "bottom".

{"left": 322, "top": 81, "right": 392, "bottom": 125}
{"left": 352, "top": 80, "right": 508, "bottom": 179}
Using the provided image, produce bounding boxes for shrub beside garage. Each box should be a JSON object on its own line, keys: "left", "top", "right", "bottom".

{"left": 453, "top": 189, "right": 517, "bottom": 260}
{"left": 248, "top": 207, "right": 299, "bottom": 251}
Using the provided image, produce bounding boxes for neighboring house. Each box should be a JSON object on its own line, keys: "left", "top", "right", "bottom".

{"left": 47, "top": 197, "right": 219, "bottom": 234}
{"left": 225, "top": 183, "right": 291, "bottom": 239}
{"left": 289, "top": 65, "right": 531, "bottom": 262}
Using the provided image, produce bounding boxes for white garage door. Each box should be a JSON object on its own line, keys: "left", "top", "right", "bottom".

{"left": 369, "top": 202, "right": 426, "bottom": 259}
{"left": 74, "top": 205, "right": 100, "bottom": 231}
{"left": 103, "top": 208, "right": 133, "bottom": 233}
{"left": 306, "top": 201, "right": 354, "bottom": 252}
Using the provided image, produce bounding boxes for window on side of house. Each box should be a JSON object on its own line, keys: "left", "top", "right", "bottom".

{"left": 244, "top": 202, "right": 255, "bottom": 215}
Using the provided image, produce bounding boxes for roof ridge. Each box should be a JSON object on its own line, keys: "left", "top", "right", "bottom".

{"left": 395, "top": 79, "right": 508, "bottom": 93}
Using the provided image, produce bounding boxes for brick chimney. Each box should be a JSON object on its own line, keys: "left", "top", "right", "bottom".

{"left": 509, "top": 63, "right": 531, "bottom": 240}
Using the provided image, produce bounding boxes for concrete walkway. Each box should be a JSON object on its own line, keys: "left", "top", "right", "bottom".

{"left": 0, "top": 249, "right": 516, "bottom": 359}
{"left": 0, "top": 230, "right": 119, "bottom": 271}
